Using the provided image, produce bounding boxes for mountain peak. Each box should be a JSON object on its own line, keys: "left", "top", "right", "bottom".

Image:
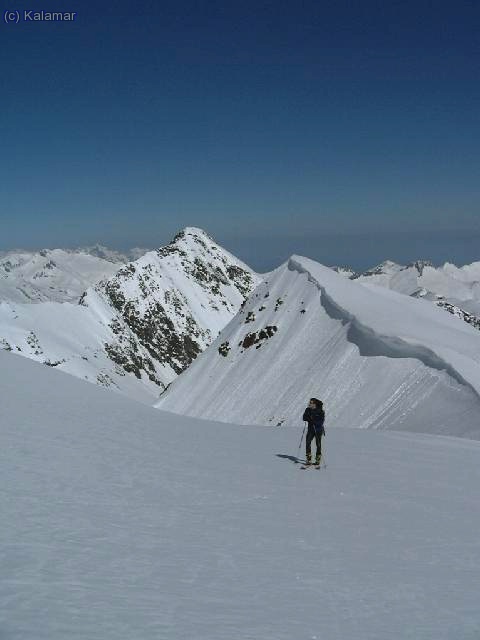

{"left": 74, "top": 228, "right": 262, "bottom": 392}
{"left": 171, "top": 227, "right": 212, "bottom": 245}
{"left": 183, "top": 226, "right": 211, "bottom": 237}
{"left": 407, "top": 259, "right": 434, "bottom": 275}
{"left": 357, "top": 260, "right": 403, "bottom": 278}
{"left": 330, "top": 265, "right": 358, "bottom": 279}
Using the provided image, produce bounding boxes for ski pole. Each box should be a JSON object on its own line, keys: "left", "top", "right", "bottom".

{"left": 297, "top": 422, "right": 306, "bottom": 452}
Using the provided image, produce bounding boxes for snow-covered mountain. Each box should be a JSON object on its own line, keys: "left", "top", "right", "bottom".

{"left": 0, "top": 245, "right": 151, "bottom": 305}
{"left": 81, "top": 227, "right": 259, "bottom": 378}
{"left": 341, "top": 259, "right": 480, "bottom": 330}
{"left": 76, "top": 244, "right": 150, "bottom": 264}
{"left": 331, "top": 264, "right": 358, "bottom": 279}
{"left": 157, "top": 255, "right": 480, "bottom": 438}
{"left": 3, "top": 347, "right": 480, "bottom": 640}
{"left": 0, "top": 228, "right": 260, "bottom": 402}
{"left": 0, "top": 248, "right": 124, "bottom": 304}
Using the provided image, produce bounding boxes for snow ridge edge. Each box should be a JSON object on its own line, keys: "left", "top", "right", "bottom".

{"left": 288, "top": 257, "right": 480, "bottom": 400}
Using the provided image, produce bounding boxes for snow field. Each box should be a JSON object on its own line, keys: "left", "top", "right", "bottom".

{"left": 1, "top": 350, "right": 480, "bottom": 639}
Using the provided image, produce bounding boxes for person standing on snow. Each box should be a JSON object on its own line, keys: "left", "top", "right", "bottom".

{"left": 302, "top": 398, "right": 325, "bottom": 465}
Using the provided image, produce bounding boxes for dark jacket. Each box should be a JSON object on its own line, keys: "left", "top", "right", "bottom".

{"left": 303, "top": 407, "right": 325, "bottom": 433}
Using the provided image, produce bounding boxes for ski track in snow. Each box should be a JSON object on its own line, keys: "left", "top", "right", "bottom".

{"left": 1, "top": 350, "right": 480, "bottom": 639}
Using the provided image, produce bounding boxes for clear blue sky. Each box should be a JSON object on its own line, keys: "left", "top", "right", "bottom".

{"left": 1, "top": 0, "right": 478, "bottom": 270}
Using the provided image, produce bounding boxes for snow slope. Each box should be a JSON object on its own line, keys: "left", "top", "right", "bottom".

{"left": 0, "top": 228, "right": 260, "bottom": 403}
{"left": 1, "top": 348, "right": 480, "bottom": 639}
{"left": 350, "top": 259, "right": 480, "bottom": 328}
{"left": 0, "top": 298, "right": 162, "bottom": 403}
{"left": 157, "top": 256, "right": 480, "bottom": 438}
{"left": 0, "top": 247, "right": 125, "bottom": 304}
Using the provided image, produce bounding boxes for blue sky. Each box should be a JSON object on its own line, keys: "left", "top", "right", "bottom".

{"left": 1, "top": 0, "right": 478, "bottom": 270}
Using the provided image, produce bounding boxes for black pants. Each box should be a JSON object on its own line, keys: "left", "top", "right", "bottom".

{"left": 306, "top": 423, "right": 322, "bottom": 458}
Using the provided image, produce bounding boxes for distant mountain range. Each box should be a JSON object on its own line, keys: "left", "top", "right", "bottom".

{"left": 332, "top": 259, "right": 480, "bottom": 330}
{"left": 1, "top": 230, "right": 480, "bottom": 437}
{"left": 0, "top": 244, "right": 154, "bottom": 304}
{"left": 0, "top": 228, "right": 259, "bottom": 403}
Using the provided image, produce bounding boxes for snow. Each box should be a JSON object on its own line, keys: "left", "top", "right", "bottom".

{"left": 351, "top": 259, "right": 480, "bottom": 325}
{"left": 1, "top": 348, "right": 480, "bottom": 639}
{"left": 352, "top": 259, "right": 480, "bottom": 303}
{"left": 330, "top": 265, "right": 358, "bottom": 279}
{"left": 0, "top": 228, "right": 260, "bottom": 402}
{"left": 157, "top": 256, "right": 480, "bottom": 438}
{"left": 292, "top": 257, "right": 480, "bottom": 395}
{"left": 0, "top": 298, "right": 163, "bottom": 403}
{"left": 75, "top": 244, "right": 149, "bottom": 264}
{"left": 0, "top": 248, "right": 123, "bottom": 304}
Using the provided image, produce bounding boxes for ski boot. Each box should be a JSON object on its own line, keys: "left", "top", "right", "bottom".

{"left": 315, "top": 454, "right": 322, "bottom": 467}
{"left": 305, "top": 453, "right": 312, "bottom": 466}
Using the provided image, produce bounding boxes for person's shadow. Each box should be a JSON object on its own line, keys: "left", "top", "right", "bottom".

{"left": 276, "top": 454, "right": 303, "bottom": 465}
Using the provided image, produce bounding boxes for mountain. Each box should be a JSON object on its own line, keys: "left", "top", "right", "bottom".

{"left": 0, "top": 228, "right": 260, "bottom": 402}
{"left": 156, "top": 255, "right": 480, "bottom": 438}
{"left": 330, "top": 265, "right": 358, "bottom": 279}
{"left": 345, "top": 259, "right": 480, "bottom": 330}
{"left": 0, "top": 248, "right": 123, "bottom": 304}
{"left": 75, "top": 244, "right": 150, "bottom": 263}
{"left": 82, "top": 227, "right": 259, "bottom": 375}
{"left": 2, "top": 347, "right": 480, "bottom": 639}
{"left": 0, "top": 245, "right": 151, "bottom": 305}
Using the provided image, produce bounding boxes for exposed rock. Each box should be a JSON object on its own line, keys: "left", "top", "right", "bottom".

{"left": 218, "top": 341, "right": 231, "bottom": 357}
{"left": 242, "top": 325, "right": 278, "bottom": 349}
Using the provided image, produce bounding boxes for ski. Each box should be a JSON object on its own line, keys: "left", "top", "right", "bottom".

{"left": 300, "top": 462, "right": 326, "bottom": 470}
{"left": 298, "top": 458, "right": 310, "bottom": 468}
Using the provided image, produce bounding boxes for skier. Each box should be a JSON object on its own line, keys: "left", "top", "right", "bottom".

{"left": 302, "top": 398, "right": 325, "bottom": 466}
